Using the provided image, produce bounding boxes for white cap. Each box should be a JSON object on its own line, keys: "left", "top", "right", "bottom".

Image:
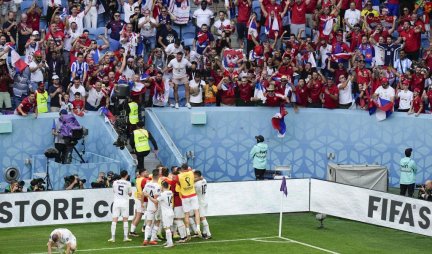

{"left": 52, "top": 75, "right": 59, "bottom": 80}
{"left": 32, "top": 30, "right": 40, "bottom": 35}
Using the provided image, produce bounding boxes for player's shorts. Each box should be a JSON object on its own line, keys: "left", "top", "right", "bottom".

{"left": 134, "top": 199, "right": 146, "bottom": 214}
{"left": 199, "top": 203, "right": 208, "bottom": 217}
{"left": 162, "top": 214, "right": 174, "bottom": 228}
{"left": 145, "top": 209, "right": 157, "bottom": 221}
{"left": 68, "top": 236, "right": 77, "bottom": 250}
{"left": 112, "top": 206, "right": 128, "bottom": 218}
{"left": 174, "top": 206, "right": 185, "bottom": 219}
{"left": 171, "top": 77, "right": 189, "bottom": 85}
{"left": 182, "top": 196, "right": 199, "bottom": 213}
{"left": 155, "top": 208, "right": 162, "bottom": 221}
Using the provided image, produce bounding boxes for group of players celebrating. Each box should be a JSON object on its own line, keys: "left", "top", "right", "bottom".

{"left": 112, "top": 163, "right": 211, "bottom": 248}
{"left": 46, "top": 163, "right": 210, "bottom": 253}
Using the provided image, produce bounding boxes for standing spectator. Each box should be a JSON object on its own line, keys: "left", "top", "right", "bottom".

{"left": 203, "top": 77, "right": 217, "bottom": 106}
{"left": 344, "top": 2, "right": 361, "bottom": 34}
{"left": 236, "top": 76, "right": 254, "bottom": 106}
{"left": 66, "top": 4, "right": 91, "bottom": 34}
{"left": 213, "top": 11, "right": 234, "bottom": 37}
{"left": 194, "top": 24, "right": 215, "bottom": 55}
{"left": 2, "top": 11, "right": 17, "bottom": 43}
{"left": 399, "top": 21, "right": 422, "bottom": 60}
{"left": 289, "top": 0, "right": 310, "bottom": 37}
{"left": 120, "top": 23, "right": 139, "bottom": 56}
{"left": 236, "top": 0, "right": 252, "bottom": 48}
{"left": 15, "top": 93, "right": 36, "bottom": 116}
{"left": 12, "top": 66, "right": 31, "bottom": 108}
{"left": 189, "top": 73, "right": 205, "bottom": 107}
{"left": 47, "top": 0, "right": 61, "bottom": 26}
{"left": 47, "top": 51, "right": 63, "bottom": 87}
{"left": 29, "top": 50, "right": 47, "bottom": 92}
{"left": 70, "top": 53, "right": 89, "bottom": 83}
{"left": 0, "top": 1, "right": 17, "bottom": 26}
{"left": 130, "top": 6, "right": 143, "bottom": 33}
{"left": 399, "top": 148, "right": 417, "bottom": 197}
{"left": 86, "top": 81, "right": 106, "bottom": 111}
{"left": 0, "top": 57, "right": 12, "bottom": 112}
{"left": 64, "top": 22, "right": 80, "bottom": 70}
{"left": 121, "top": 0, "right": 143, "bottom": 23}
{"left": 84, "top": 0, "right": 99, "bottom": 28}
{"left": 193, "top": 1, "right": 215, "bottom": 33}
{"left": 250, "top": 135, "right": 268, "bottom": 180}
{"left": 67, "top": 77, "right": 86, "bottom": 102}
{"left": 158, "top": 20, "right": 179, "bottom": 50}
{"left": 218, "top": 76, "right": 236, "bottom": 106}
{"left": 72, "top": 92, "right": 85, "bottom": 116}
{"left": 337, "top": 75, "right": 353, "bottom": 109}
{"left": 408, "top": 88, "right": 424, "bottom": 116}
{"left": 49, "top": 75, "right": 63, "bottom": 112}
{"left": 35, "top": 82, "right": 49, "bottom": 114}
{"left": 372, "top": 77, "right": 395, "bottom": 103}
{"left": 393, "top": 51, "right": 412, "bottom": 74}
{"left": 26, "top": 3, "right": 42, "bottom": 32}
{"left": 395, "top": 80, "right": 412, "bottom": 112}
{"left": 320, "top": 77, "right": 339, "bottom": 109}
{"left": 105, "top": 12, "right": 126, "bottom": 51}
{"left": 138, "top": 9, "right": 158, "bottom": 61}
{"left": 166, "top": 52, "right": 192, "bottom": 109}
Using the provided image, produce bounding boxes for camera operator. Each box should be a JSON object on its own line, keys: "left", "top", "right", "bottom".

{"left": 129, "top": 121, "right": 158, "bottom": 171}
{"left": 91, "top": 172, "right": 110, "bottom": 188}
{"left": 64, "top": 175, "right": 85, "bottom": 190}
{"left": 4, "top": 180, "right": 24, "bottom": 193}
{"left": 52, "top": 110, "right": 69, "bottom": 163}
{"left": 27, "top": 178, "right": 45, "bottom": 192}
{"left": 418, "top": 180, "right": 432, "bottom": 201}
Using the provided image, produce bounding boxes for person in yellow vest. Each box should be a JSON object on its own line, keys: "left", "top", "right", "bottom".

{"left": 35, "top": 82, "right": 49, "bottom": 114}
{"left": 130, "top": 121, "right": 158, "bottom": 171}
{"left": 126, "top": 98, "right": 140, "bottom": 137}
{"left": 176, "top": 163, "right": 201, "bottom": 240}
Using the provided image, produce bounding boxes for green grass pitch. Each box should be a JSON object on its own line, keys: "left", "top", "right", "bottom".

{"left": 1, "top": 213, "right": 431, "bottom": 254}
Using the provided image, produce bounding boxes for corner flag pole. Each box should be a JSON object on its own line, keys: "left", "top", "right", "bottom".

{"left": 279, "top": 176, "right": 287, "bottom": 237}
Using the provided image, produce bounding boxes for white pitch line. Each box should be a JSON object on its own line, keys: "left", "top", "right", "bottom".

{"left": 279, "top": 236, "right": 340, "bottom": 254}
{"left": 29, "top": 236, "right": 277, "bottom": 254}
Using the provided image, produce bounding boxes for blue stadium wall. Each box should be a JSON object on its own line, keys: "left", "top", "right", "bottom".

{"left": 146, "top": 107, "right": 432, "bottom": 187}
{"left": 0, "top": 113, "right": 135, "bottom": 190}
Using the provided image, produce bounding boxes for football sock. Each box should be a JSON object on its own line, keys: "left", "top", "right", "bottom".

{"left": 111, "top": 222, "right": 116, "bottom": 239}
{"left": 123, "top": 222, "right": 129, "bottom": 238}
{"left": 202, "top": 219, "right": 210, "bottom": 236}
{"left": 166, "top": 229, "right": 173, "bottom": 246}
{"left": 186, "top": 228, "right": 191, "bottom": 237}
{"left": 130, "top": 224, "right": 136, "bottom": 233}
{"left": 144, "top": 225, "right": 152, "bottom": 241}
{"left": 151, "top": 226, "right": 159, "bottom": 241}
{"left": 175, "top": 220, "right": 187, "bottom": 238}
{"left": 189, "top": 218, "right": 197, "bottom": 233}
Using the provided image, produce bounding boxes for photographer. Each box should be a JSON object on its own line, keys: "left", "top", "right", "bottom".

{"left": 27, "top": 178, "right": 45, "bottom": 192}
{"left": 64, "top": 175, "right": 85, "bottom": 190}
{"left": 5, "top": 180, "right": 24, "bottom": 193}
{"left": 91, "top": 172, "right": 110, "bottom": 188}
{"left": 418, "top": 180, "right": 432, "bottom": 201}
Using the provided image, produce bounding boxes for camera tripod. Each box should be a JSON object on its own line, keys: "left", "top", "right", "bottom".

{"left": 65, "top": 139, "right": 86, "bottom": 164}
{"left": 44, "top": 158, "right": 53, "bottom": 191}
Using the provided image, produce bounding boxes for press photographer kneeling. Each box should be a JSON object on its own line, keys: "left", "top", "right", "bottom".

{"left": 418, "top": 180, "right": 432, "bottom": 201}
{"left": 64, "top": 175, "right": 86, "bottom": 190}
{"left": 91, "top": 172, "right": 111, "bottom": 188}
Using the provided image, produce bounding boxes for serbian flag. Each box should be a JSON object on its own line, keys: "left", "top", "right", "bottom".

{"left": 264, "top": 15, "right": 280, "bottom": 36}
{"left": 271, "top": 105, "right": 288, "bottom": 138}
{"left": 222, "top": 49, "right": 244, "bottom": 70}
{"left": 327, "top": 53, "right": 352, "bottom": 62}
{"left": 99, "top": 106, "right": 116, "bottom": 123}
{"left": 247, "top": 17, "right": 258, "bottom": 39}
{"left": 369, "top": 98, "right": 394, "bottom": 121}
{"left": 9, "top": 45, "right": 28, "bottom": 73}
{"left": 322, "top": 17, "right": 335, "bottom": 36}
{"left": 254, "top": 82, "right": 267, "bottom": 103}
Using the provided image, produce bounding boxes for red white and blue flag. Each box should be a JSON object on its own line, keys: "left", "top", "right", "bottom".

{"left": 272, "top": 105, "right": 288, "bottom": 138}
{"left": 8, "top": 45, "right": 28, "bottom": 73}
{"left": 254, "top": 82, "right": 266, "bottom": 103}
{"left": 222, "top": 49, "right": 244, "bottom": 70}
{"left": 247, "top": 17, "right": 258, "bottom": 39}
{"left": 369, "top": 97, "right": 394, "bottom": 121}
{"left": 326, "top": 52, "right": 352, "bottom": 62}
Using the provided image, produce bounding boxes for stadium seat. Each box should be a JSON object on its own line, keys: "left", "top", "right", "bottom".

{"left": 183, "top": 38, "right": 194, "bottom": 47}
{"left": 86, "top": 28, "right": 99, "bottom": 39}
{"left": 96, "top": 27, "right": 106, "bottom": 37}
{"left": 172, "top": 25, "right": 181, "bottom": 37}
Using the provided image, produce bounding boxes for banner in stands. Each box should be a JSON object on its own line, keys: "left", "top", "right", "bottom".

{"left": 0, "top": 179, "right": 310, "bottom": 228}
{"left": 310, "top": 179, "right": 432, "bottom": 237}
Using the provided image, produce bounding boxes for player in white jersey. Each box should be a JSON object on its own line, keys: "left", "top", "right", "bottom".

{"left": 47, "top": 228, "right": 77, "bottom": 254}
{"left": 108, "top": 170, "right": 132, "bottom": 243}
{"left": 142, "top": 169, "right": 161, "bottom": 245}
{"left": 194, "top": 170, "right": 212, "bottom": 239}
{"left": 146, "top": 180, "right": 175, "bottom": 248}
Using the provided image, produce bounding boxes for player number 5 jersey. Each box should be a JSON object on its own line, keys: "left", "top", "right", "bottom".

{"left": 112, "top": 179, "right": 132, "bottom": 207}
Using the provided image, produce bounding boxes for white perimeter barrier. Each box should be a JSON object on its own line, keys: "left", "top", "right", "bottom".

{"left": 1, "top": 179, "right": 431, "bottom": 237}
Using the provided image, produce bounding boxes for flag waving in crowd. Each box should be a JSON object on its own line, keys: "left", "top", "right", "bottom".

{"left": 271, "top": 105, "right": 288, "bottom": 138}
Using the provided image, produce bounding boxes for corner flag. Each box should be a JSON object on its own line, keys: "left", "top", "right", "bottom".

{"left": 280, "top": 176, "right": 288, "bottom": 197}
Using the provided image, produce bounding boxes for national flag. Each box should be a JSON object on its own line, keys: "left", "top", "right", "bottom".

{"left": 322, "top": 17, "right": 335, "bottom": 36}
{"left": 99, "top": 106, "right": 116, "bottom": 123}
{"left": 327, "top": 52, "right": 352, "bottom": 62}
{"left": 264, "top": 15, "right": 280, "bottom": 35}
{"left": 223, "top": 49, "right": 244, "bottom": 70}
{"left": 302, "top": 51, "right": 317, "bottom": 67}
{"left": 254, "top": 82, "right": 266, "bottom": 103}
{"left": 280, "top": 176, "right": 288, "bottom": 197}
{"left": 59, "top": 7, "right": 68, "bottom": 20}
{"left": 271, "top": 105, "right": 288, "bottom": 138}
{"left": 247, "top": 17, "right": 258, "bottom": 39}
{"left": 369, "top": 97, "right": 394, "bottom": 121}
{"left": 9, "top": 46, "right": 28, "bottom": 73}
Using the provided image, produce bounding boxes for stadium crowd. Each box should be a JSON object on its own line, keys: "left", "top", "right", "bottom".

{"left": 0, "top": 0, "right": 431, "bottom": 115}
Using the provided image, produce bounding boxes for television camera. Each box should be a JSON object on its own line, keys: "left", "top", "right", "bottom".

{"left": 58, "top": 114, "right": 88, "bottom": 163}
{"left": 112, "top": 84, "right": 131, "bottom": 150}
